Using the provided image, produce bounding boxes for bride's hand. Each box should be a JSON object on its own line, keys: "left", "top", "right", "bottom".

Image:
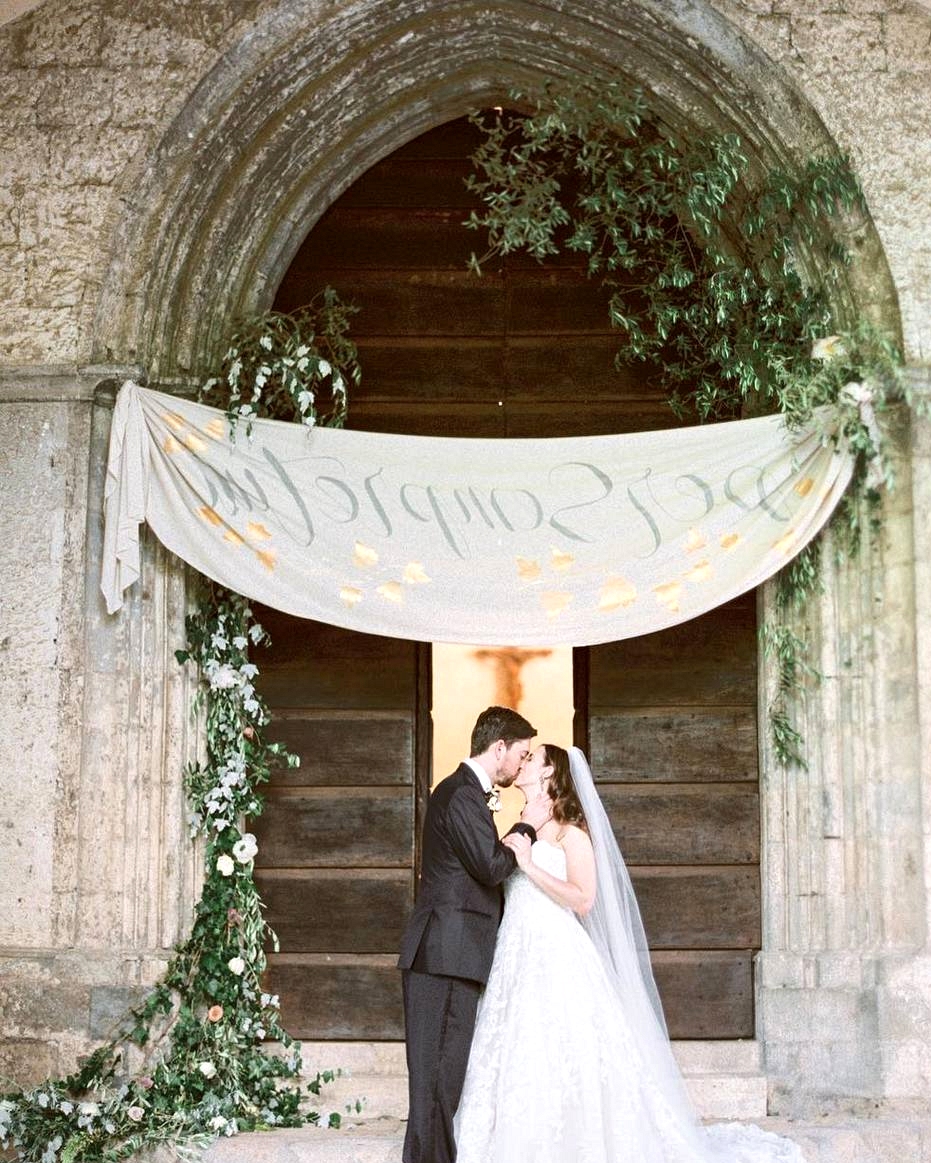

{"left": 503, "top": 832, "right": 532, "bottom": 869}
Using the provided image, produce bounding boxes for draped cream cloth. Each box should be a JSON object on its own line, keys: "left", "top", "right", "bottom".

{"left": 102, "top": 382, "right": 853, "bottom": 646}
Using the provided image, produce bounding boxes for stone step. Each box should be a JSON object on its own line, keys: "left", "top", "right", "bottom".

{"left": 201, "top": 1114, "right": 931, "bottom": 1163}
{"left": 293, "top": 1039, "right": 768, "bottom": 1123}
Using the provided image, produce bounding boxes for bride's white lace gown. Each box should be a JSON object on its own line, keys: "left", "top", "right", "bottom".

{"left": 455, "top": 840, "right": 806, "bottom": 1163}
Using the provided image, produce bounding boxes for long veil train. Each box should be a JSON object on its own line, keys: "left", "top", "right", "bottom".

{"left": 569, "top": 746, "right": 806, "bottom": 1163}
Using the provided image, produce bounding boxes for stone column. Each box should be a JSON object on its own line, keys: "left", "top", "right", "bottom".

{"left": 757, "top": 377, "right": 931, "bottom": 1115}
{"left": 0, "top": 368, "right": 200, "bottom": 1084}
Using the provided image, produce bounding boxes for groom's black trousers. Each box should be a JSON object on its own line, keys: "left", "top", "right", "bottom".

{"left": 401, "top": 966, "right": 482, "bottom": 1163}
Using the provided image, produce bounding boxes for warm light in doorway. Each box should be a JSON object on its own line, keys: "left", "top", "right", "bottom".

{"left": 432, "top": 643, "right": 574, "bottom": 834}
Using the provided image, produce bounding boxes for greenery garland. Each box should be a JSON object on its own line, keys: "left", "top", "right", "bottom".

{"left": 464, "top": 82, "right": 907, "bottom": 766}
{"left": 0, "top": 292, "right": 360, "bottom": 1162}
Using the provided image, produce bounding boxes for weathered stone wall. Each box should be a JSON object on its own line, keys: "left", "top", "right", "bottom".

{"left": 0, "top": 0, "right": 276, "bottom": 365}
{"left": 0, "top": 0, "right": 929, "bottom": 1115}
{"left": 707, "top": 0, "right": 931, "bottom": 364}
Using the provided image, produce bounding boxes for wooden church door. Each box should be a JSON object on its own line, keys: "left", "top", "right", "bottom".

{"left": 252, "top": 116, "right": 761, "bottom": 1040}
{"left": 578, "top": 592, "right": 760, "bottom": 1039}
{"left": 252, "top": 615, "right": 422, "bottom": 1038}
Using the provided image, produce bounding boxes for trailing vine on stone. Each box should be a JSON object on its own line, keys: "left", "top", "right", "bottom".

{"left": 0, "top": 292, "right": 360, "bottom": 1163}
{"left": 465, "top": 82, "right": 905, "bottom": 766}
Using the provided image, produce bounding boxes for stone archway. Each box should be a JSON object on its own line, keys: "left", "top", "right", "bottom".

{"left": 86, "top": 0, "right": 912, "bottom": 1115}
{"left": 88, "top": 0, "right": 898, "bottom": 382}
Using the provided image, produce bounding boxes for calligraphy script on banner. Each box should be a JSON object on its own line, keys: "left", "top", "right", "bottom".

{"left": 102, "top": 383, "right": 853, "bottom": 646}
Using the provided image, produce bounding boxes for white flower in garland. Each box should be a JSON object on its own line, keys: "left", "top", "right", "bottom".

{"left": 228, "top": 956, "right": 246, "bottom": 976}
{"left": 197, "top": 1061, "right": 217, "bottom": 1079}
{"left": 216, "top": 854, "right": 235, "bottom": 877}
{"left": 233, "top": 833, "right": 258, "bottom": 863}
{"left": 206, "top": 662, "right": 241, "bottom": 690}
{"left": 127, "top": 1106, "right": 144, "bottom": 1123}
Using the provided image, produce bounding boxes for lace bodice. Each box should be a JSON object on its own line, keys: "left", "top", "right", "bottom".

{"left": 503, "top": 839, "right": 574, "bottom": 919}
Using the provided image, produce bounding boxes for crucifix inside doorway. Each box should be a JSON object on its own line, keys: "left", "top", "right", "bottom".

{"left": 473, "top": 647, "right": 553, "bottom": 709}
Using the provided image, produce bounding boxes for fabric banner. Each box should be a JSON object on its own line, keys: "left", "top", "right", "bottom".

{"left": 102, "top": 382, "right": 853, "bottom": 646}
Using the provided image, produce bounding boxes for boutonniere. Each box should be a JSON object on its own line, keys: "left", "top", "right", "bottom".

{"left": 485, "top": 788, "right": 501, "bottom": 812}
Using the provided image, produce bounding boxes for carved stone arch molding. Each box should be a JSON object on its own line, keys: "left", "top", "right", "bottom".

{"left": 90, "top": 0, "right": 899, "bottom": 381}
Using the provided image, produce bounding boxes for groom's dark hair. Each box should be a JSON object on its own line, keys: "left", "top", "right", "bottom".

{"left": 470, "top": 706, "right": 536, "bottom": 756}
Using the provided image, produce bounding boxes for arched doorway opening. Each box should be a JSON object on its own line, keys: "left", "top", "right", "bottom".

{"left": 86, "top": 0, "right": 902, "bottom": 1095}
{"left": 250, "top": 117, "right": 760, "bottom": 1041}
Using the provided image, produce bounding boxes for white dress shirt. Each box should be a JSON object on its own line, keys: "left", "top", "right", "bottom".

{"left": 462, "top": 756, "right": 493, "bottom": 795}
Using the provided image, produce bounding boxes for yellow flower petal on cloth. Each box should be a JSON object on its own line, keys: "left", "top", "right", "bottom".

{"left": 516, "top": 557, "right": 541, "bottom": 582}
{"left": 162, "top": 411, "right": 187, "bottom": 432}
{"left": 541, "top": 591, "right": 573, "bottom": 618}
{"left": 354, "top": 541, "right": 379, "bottom": 568}
{"left": 403, "top": 561, "right": 431, "bottom": 584}
{"left": 653, "top": 581, "right": 682, "bottom": 613}
{"left": 772, "top": 530, "right": 798, "bottom": 555}
{"left": 198, "top": 506, "right": 223, "bottom": 527}
{"left": 340, "top": 586, "right": 363, "bottom": 607}
{"left": 256, "top": 548, "right": 277, "bottom": 571}
{"left": 204, "top": 418, "right": 226, "bottom": 441}
{"left": 684, "top": 559, "right": 713, "bottom": 583}
{"left": 685, "top": 527, "right": 707, "bottom": 553}
{"left": 794, "top": 476, "right": 815, "bottom": 498}
{"left": 183, "top": 431, "right": 207, "bottom": 453}
{"left": 376, "top": 581, "right": 403, "bottom": 603}
{"left": 551, "top": 548, "right": 575, "bottom": 572}
{"left": 720, "top": 533, "right": 741, "bottom": 551}
{"left": 598, "top": 577, "right": 638, "bottom": 611}
{"left": 224, "top": 529, "right": 244, "bottom": 547}
{"left": 163, "top": 434, "right": 182, "bottom": 454}
{"left": 247, "top": 521, "right": 273, "bottom": 541}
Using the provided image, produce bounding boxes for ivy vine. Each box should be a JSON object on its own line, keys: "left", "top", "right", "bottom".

{"left": 0, "top": 292, "right": 360, "bottom": 1162}
{"left": 464, "top": 82, "right": 906, "bottom": 766}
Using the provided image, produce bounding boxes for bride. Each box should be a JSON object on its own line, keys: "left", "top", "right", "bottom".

{"left": 453, "top": 743, "right": 806, "bottom": 1163}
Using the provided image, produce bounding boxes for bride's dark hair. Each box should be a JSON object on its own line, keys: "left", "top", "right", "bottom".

{"left": 543, "top": 743, "right": 587, "bottom": 830}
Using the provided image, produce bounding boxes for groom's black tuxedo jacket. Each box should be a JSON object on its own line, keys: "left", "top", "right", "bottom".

{"left": 398, "top": 763, "right": 523, "bottom": 985}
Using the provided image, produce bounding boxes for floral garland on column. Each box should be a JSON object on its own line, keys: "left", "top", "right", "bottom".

{"left": 0, "top": 291, "right": 361, "bottom": 1162}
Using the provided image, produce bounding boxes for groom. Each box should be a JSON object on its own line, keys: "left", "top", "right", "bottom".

{"left": 398, "top": 705, "right": 547, "bottom": 1163}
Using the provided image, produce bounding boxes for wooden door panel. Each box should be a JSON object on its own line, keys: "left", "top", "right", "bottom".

{"left": 602, "top": 784, "right": 759, "bottom": 865}
{"left": 631, "top": 867, "right": 761, "bottom": 949}
{"left": 253, "top": 612, "right": 417, "bottom": 710}
{"left": 268, "top": 712, "right": 412, "bottom": 786}
{"left": 295, "top": 207, "right": 479, "bottom": 270}
{"left": 652, "top": 952, "right": 754, "bottom": 1040}
{"left": 589, "top": 596, "right": 757, "bottom": 706}
{"left": 257, "top": 869, "right": 412, "bottom": 952}
{"left": 352, "top": 341, "right": 510, "bottom": 400}
{"left": 337, "top": 157, "right": 482, "bottom": 209}
{"left": 267, "top": 955, "right": 404, "bottom": 1040}
{"left": 590, "top": 709, "right": 758, "bottom": 782}
{"left": 587, "top": 591, "right": 760, "bottom": 1038}
{"left": 258, "top": 787, "right": 412, "bottom": 868}
{"left": 505, "top": 400, "right": 678, "bottom": 438}
{"left": 251, "top": 605, "right": 417, "bottom": 1041}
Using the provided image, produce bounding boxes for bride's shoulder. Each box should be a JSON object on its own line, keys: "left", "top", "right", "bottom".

{"left": 556, "top": 822, "right": 593, "bottom": 852}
